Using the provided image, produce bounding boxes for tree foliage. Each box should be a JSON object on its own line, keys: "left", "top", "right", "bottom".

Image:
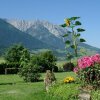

{"left": 5, "top": 44, "right": 30, "bottom": 64}
{"left": 19, "top": 50, "right": 57, "bottom": 82}
{"left": 39, "top": 51, "right": 57, "bottom": 72}
{"left": 4, "top": 45, "right": 57, "bottom": 81}
{"left": 29, "top": 51, "right": 57, "bottom": 72}
{"left": 19, "top": 61, "right": 41, "bottom": 82}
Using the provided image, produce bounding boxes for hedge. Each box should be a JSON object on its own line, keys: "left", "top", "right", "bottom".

{"left": 0, "top": 63, "right": 20, "bottom": 74}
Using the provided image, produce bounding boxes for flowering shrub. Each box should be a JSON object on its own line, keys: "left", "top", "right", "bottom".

{"left": 74, "top": 54, "right": 100, "bottom": 88}
{"left": 64, "top": 76, "right": 75, "bottom": 83}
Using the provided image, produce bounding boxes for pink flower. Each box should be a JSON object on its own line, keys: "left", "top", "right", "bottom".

{"left": 73, "top": 54, "right": 100, "bottom": 73}
{"left": 73, "top": 67, "right": 79, "bottom": 73}
{"left": 78, "top": 56, "right": 94, "bottom": 69}
{"left": 91, "top": 54, "right": 100, "bottom": 63}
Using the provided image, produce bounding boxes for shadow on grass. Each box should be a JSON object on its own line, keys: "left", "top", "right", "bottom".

{"left": 0, "top": 83, "right": 15, "bottom": 85}
{"left": 37, "top": 79, "right": 44, "bottom": 82}
{"left": 0, "top": 79, "right": 44, "bottom": 85}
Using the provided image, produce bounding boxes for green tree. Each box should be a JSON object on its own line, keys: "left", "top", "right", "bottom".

{"left": 19, "top": 61, "right": 41, "bottom": 82}
{"left": 61, "top": 17, "right": 86, "bottom": 59}
{"left": 19, "top": 50, "right": 57, "bottom": 82}
{"left": 5, "top": 44, "right": 30, "bottom": 64}
{"left": 20, "top": 48, "right": 30, "bottom": 62}
{"left": 28, "top": 51, "right": 57, "bottom": 72}
{"left": 30, "top": 54, "right": 41, "bottom": 66}
{"left": 40, "top": 51, "right": 57, "bottom": 72}
{"left": 19, "top": 54, "right": 41, "bottom": 82}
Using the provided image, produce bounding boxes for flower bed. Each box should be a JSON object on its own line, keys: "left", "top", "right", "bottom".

{"left": 74, "top": 54, "right": 100, "bottom": 88}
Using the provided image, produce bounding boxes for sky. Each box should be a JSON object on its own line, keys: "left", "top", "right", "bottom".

{"left": 0, "top": 0, "right": 100, "bottom": 48}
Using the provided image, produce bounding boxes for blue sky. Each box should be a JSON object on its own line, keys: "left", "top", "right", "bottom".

{"left": 0, "top": 0, "right": 100, "bottom": 48}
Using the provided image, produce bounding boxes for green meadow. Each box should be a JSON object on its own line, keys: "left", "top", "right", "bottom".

{"left": 0, "top": 72, "right": 78, "bottom": 100}
{"left": 0, "top": 70, "right": 99, "bottom": 100}
{"left": 0, "top": 58, "right": 99, "bottom": 100}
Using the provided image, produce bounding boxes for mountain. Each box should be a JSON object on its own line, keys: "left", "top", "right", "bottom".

{"left": 26, "top": 21, "right": 66, "bottom": 49}
{"left": 6, "top": 19, "right": 67, "bottom": 37}
{"left": 1, "top": 18, "right": 100, "bottom": 58}
{"left": 0, "top": 18, "right": 53, "bottom": 52}
{"left": 6, "top": 19, "right": 67, "bottom": 49}
{"left": 6, "top": 19, "right": 100, "bottom": 50}
{"left": 5, "top": 19, "right": 34, "bottom": 32}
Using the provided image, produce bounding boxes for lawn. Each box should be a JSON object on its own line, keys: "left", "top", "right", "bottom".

{"left": 0, "top": 72, "right": 77, "bottom": 100}
{"left": 0, "top": 72, "right": 99, "bottom": 100}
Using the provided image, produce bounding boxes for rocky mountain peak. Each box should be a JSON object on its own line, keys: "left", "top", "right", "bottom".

{"left": 6, "top": 19, "right": 67, "bottom": 38}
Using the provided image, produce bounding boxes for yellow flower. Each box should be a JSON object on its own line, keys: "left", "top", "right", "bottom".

{"left": 65, "top": 19, "right": 70, "bottom": 26}
{"left": 63, "top": 76, "right": 74, "bottom": 83}
{"left": 64, "top": 79, "right": 69, "bottom": 83}
{"left": 66, "top": 80, "right": 69, "bottom": 83}
{"left": 70, "top": 78, "right": 74, "bottom": 81}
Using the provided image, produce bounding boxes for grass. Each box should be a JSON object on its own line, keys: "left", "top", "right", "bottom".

{"left": 0, "top": 72, "right": 99, "bottom": 100}
{"left": 50, "top": 83, "right": 80, "bottom": 100}
{"left": 91, "top": 90, "right": 100, "bottom": 100}
{"left": 0, "top": 72, "right": 77, "bottom": 100}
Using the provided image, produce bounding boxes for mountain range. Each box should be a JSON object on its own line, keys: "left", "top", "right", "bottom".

{"left": 0, "top": 18, "right": 100, "bottom": 57}
{"left": 6, "top": 19, "right": 67, "bottom": 49}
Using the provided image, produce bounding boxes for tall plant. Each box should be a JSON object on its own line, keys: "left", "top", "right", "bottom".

{"left": 61, "top": 17, "right": 86, "bottom": 59}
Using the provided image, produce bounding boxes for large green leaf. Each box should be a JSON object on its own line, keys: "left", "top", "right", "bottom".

{"left": 69, "top": 17, "right": 80, "bottom": 21}
{"left": 76, "top": 33, "right": 81, "bottom": 37}
{"left": 75, "top": 21, "right": 81, "bottom": 25}
{"left": 80, "top": 38, "right": 86, "bottom": 42}
{"left": 74, "top": 33, "right": 81, "bottom": 38}
{"left": 60, "top": 23, "right": 66, "bottom": 27}
{"left": 71, "top": 45, "right": 75, "bottom": 49}
{"left": 77, "top": 28, "right": 85, "bottom": 32}
{"left": 63, "top": 34, "right": 69, "bottom": 37}
{"left": 65, "top": 40, "right": 71, "bottom": 44}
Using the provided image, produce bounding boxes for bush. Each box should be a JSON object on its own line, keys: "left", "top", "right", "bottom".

{"left": 39, "top": 51, "right": 57, "bottom": 72}
{"left": 63, "top": 62, "right": 74, "bottom": 72}
{"left": 30, "top": 51, "right": 58, "bottom": 72}
{"left": 0, "top": 63, "right": 6, "bottom": 74}
{"left": 74, "top": 54, "right": 100, "bottom": 88}
{"left": 19, "top": 63, "right": 41, "bottom": 82}
{"left": 0, "top": 62, "right": 20, "bottom": 74}
{"left": 53, "top": 65, "right": 58, "bottom": 72}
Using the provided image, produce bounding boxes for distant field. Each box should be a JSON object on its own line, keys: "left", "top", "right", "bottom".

{"left": 56, "top": 61, "right": 66, "bottom": 68}
{"left": 0, "top": 57, "right": 5, "bottom": 63}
